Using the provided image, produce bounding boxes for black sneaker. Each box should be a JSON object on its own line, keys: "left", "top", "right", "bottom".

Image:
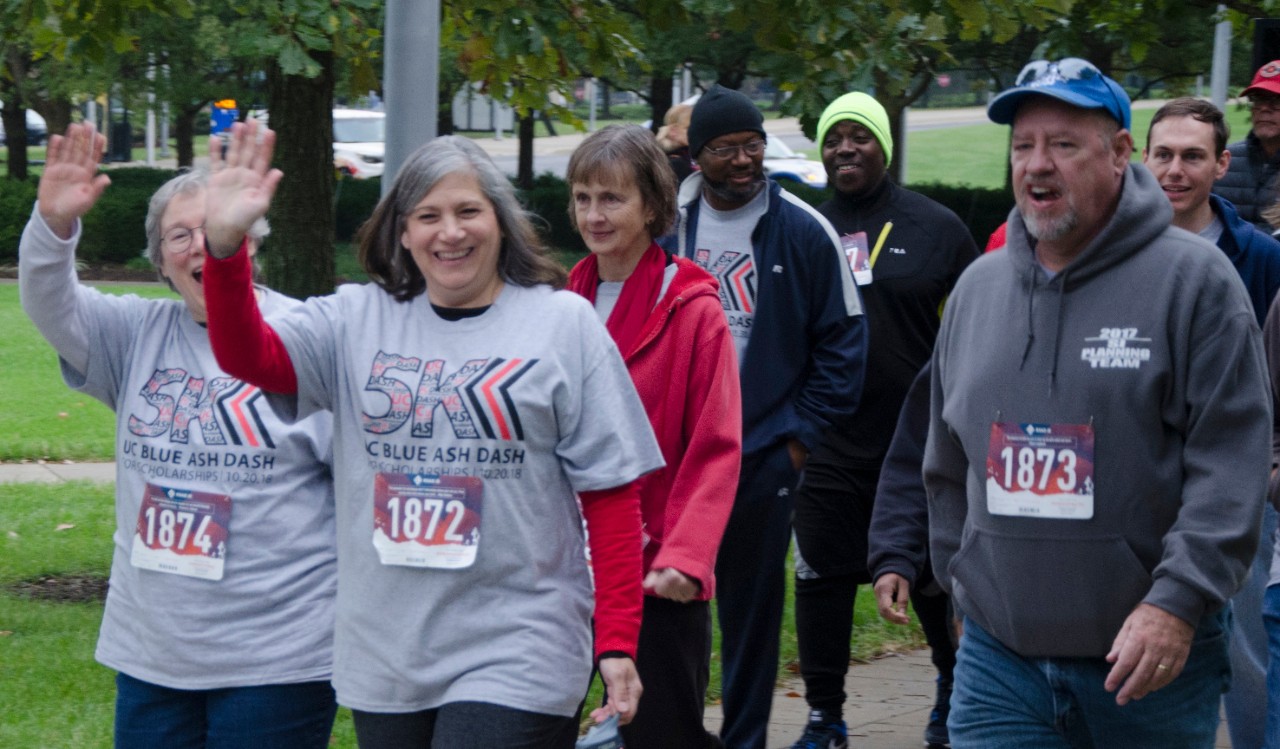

{"left": 923, "top": 674, "right": 953, "bottom": 748}
{"left": 790, "top": 709, "right": 848, "bottom": 749}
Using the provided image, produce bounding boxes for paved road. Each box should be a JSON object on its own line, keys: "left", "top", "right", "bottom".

{"left": 483, "top": 107, "right": 995, "bottom": 178}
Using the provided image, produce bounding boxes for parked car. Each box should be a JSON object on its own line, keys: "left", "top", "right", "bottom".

{"left": 334, "top": 108, "right": 385, "bottom": 179}
{"left": 762, "top": 138, "right": 826, "bottom": 190}
{"left": 0, "top": 109, "right": 49, "bottom": 146}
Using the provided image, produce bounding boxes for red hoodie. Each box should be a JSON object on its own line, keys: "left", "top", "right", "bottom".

{"left": 587, "top": 255, "right": 743, "bottom": 601}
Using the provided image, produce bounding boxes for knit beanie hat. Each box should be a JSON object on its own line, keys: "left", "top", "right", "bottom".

{"left": 688, "top": 85, "right": 766, "bottom": 158}
{"left": 816, "top": 92, "right": 893, "bottom": 168}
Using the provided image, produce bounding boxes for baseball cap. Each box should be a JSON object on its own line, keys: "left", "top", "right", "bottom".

{"left": 1241, "top": 60, "right": 1280, "bottom": 98}
{"left": 988, "top": 58, "right": 1131, "bottom": 130}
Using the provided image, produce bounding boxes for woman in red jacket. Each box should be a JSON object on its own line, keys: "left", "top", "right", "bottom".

{"left": 565, "top": 124, "right": 743, "bottom": 748}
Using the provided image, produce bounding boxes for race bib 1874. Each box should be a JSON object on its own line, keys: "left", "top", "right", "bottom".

{"left": 372, "top": 472, "right": 483, "bottom": 569}
{"left": 985, "top": 422, "right": 1095, "bottom": 519}
{"left": 130, "top": 483, "right": 231, "bottom": 580}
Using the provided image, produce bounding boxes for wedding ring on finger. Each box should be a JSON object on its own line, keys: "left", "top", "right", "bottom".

{"left": 1155, "top": 663, "right": 1170, "bottom": 671}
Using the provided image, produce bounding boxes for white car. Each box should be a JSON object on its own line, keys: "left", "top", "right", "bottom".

{"left": 334, "top": 108, "right": 386, "bottom": 179}
{"left": 763, "top": 138, "right": 827, "bottom": 189}
{"left": 0, "top": 108, "right": 48, "bottom": 145}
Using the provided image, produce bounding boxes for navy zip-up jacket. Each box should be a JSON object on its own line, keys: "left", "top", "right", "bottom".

{"left": 1209, "top": 193, "right": 1280, "bottom": 326}
{"left": 662, "top": 174, "right": 867, "bottom": 456}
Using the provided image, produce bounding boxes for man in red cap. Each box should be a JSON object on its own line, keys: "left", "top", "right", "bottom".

{"left": 1214, "top": 60, "right": 1280, "bottom": 231}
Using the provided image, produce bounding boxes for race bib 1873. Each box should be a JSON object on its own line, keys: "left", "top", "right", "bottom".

{"left": 985, "top": 422, "right": 1095, "bottom": 519}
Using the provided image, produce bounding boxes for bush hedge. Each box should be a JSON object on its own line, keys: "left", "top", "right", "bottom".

{"left": 0, "top": 178, "right": 37, "bottom": 263}
{"left": 770, "top": 178, "right": 1011, "bottom": 249}
{"left": 80, "top": 168, "right": 179, "bottom": 264}
{"left": 334, "top": 175, "right": 382, "bottom": 241}
{"left": 0, "top": 168, "right": 1011, "bottom": 267}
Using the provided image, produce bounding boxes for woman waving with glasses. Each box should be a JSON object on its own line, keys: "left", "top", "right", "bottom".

{"left": 18, "top": 122, "right": 340, "bottom": 749}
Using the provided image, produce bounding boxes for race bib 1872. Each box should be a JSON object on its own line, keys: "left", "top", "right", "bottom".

{"left": 985, "top": 422, "right": 1095, "bottom": 519}
{"left": 372, "top": 472, "right": 483, "bottom": 569}
{"left": 130, "top": 483, "right": 231, "bottom": 580}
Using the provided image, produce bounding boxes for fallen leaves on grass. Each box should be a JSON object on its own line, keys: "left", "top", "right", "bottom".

{"left": 6, "top": 574, "right": 108, "bottom": 603}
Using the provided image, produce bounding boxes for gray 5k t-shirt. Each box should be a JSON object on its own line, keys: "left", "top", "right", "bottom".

{"left": 269, "top": 282, "right": 663, "bottom": 716}
{"left": 19, "top": 208, "right": 337, "bottom": 690}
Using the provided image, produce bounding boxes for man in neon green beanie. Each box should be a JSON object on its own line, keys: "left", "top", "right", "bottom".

{"left": 789, "top": 90, "right": 977, "bottom": 749}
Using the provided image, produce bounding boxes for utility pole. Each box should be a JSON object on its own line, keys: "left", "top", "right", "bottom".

{"left": 1211, "top": 4, "right": 1231, "bottom": 110}
{"left": 383, "top": 0, "right": 440, "bottom": 196}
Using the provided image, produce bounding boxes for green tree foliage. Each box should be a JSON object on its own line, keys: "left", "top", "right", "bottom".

{"left": 447, "top": 0, "right": 638, "bottom": 187}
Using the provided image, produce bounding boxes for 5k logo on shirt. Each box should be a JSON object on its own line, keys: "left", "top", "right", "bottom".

{"left": 362, "top": 354, "right": 538, "bottom": 441}
{"left": 129, "top": 370, "right": 275, "bottom": 448}
{"left": 695, "top": 249, "right": 756, "bottom": 314}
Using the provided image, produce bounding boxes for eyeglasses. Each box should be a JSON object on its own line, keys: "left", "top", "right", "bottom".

{"left": 162, "top": 224, "right": 205, "bottom": 255}
{"left": 1249, "top": 95, "right": 1280, "bottom": 112}
{"left": 703, "top": 139, "right": 766, "bottom": 161}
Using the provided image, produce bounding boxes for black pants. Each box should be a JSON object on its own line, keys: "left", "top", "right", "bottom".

{"left": 794, "top": 574, "right": 957, "bottom": 715}
{"left": 793, "top": 460, "right": 957, "bottom": 715}
{"left": 351, "top": 701, "right": 578, "bottom": 749}
{"left": 619, "top": 596, "right": 723, "bottom": 749}
{"left": 714, "top": 445, "right": 799, "bottom": 749}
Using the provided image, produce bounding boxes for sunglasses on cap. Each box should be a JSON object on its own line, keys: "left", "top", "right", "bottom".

{"left": 990, "top": 57, "right": 1130, "bottom": 129}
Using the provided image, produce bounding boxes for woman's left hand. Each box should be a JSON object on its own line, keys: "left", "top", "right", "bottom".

{"left": 593, "top": 656, "right": 642, "bottom": 725}
{"left": 643, "top": 567, "right": 700, "bottom": 603}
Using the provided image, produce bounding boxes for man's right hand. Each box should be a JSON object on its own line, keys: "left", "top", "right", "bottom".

{"left": 37, "top": 123, "right": 111, "bottom": 240}
{"left": 873, "top": 572, "right": 912, "bottom": 625}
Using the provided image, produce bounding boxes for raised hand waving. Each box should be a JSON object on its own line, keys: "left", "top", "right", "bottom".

{"left": 205, "top": 119, "right": 282, "bottom": 258}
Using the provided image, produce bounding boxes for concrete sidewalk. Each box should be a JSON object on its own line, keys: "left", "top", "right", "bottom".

{"left": 0, "top": 459, "right": 116, "bottom": 484}
{"left": 706, "top": 649, "right": 944, "bottom": 748}
{"left": 709, "top": 648, "right": 1232, "bottom": 748}
{"left": 0, "top": 461, "right": 1234, "bottom": 747}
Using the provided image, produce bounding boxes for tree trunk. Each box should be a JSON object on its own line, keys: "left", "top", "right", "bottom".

{"left": 2, "top": 103, "right": 29, "bottom": 181}
{"left": 438, "top": 83, "right": 454, "bottom": 136}
{"left": 601, "top": 80, "right": 611, "bottom": 118}
{"left": 1, "top": 69, "right": 28, "bottom": 181}
{"left": 174, "top": 105, "right": 200, "bottom": 168}
{"left": 885, "top": 102, "right": 905, "bottom": 185}
{"left": 648, "top": 73, "right": 673, "bottom": 135}
{"left": 264, "top": 52, "right": 336, "bottom": 299}
{"left": 517, "top": 112, "right": 535, "bottom": 190}
{"left": 38, "top": 99, "right": 72, "bottom": 138}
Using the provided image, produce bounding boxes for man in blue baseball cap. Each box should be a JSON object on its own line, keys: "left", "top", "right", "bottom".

{"left": 924, "top": 59, "right": 1270, "bottom": 747}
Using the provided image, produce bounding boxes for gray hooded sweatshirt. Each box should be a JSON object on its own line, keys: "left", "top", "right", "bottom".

{"left": 925, "top": 164, "right": 1271, "bottom": 658}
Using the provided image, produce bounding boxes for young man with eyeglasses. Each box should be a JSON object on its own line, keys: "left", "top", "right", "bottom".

{"left": 926, "top": 60, "right": 1270, "bottom": 747}
{"left": 787, "top": 91, "right": 976, "bottom": 749}
{"left": 1215, "top": 60, "right": 1280, "bottom": 232}
{"left": 662, "top": 84, "right": 867, "bottom": 749}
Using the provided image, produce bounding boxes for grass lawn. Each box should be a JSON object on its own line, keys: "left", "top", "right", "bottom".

{"left": 0, "top": 282, "right": 177, "bottom": 462}
{"left": 904, "top": 100, "right": 1257, "bottom": 189}
{"left": 0, "top": 482, "right": 118, "bottom": 748}
{"left": 0, "top": 478, "right": 919, "bottom": 746}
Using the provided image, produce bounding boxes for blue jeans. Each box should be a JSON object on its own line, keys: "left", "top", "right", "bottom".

{"left": 1226, "top": 502, "right": 1276, "bottom": 749}
{"left": 1264, "top": 582, "right": 1280, "bottom": 749}
{"left": 114, "top": 672, "right": 337, "bottom": 749}
{"left": 950, "top": 614, "right": 1229, "bottom": 749}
